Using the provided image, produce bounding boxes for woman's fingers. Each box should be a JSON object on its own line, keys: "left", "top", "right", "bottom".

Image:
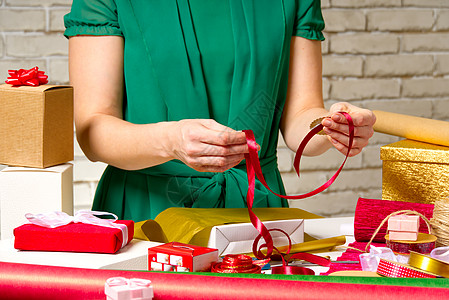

{"left": 323, "top": 102, "right": 376, "bottom": 156}
{"left": 173, "top": 119, "right": 253, "bottom": 172}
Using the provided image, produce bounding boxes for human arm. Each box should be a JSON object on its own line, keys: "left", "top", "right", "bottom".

{"left": 280, "top": 36, "right": 375, "bottom": 157}
{"left": 69, "top": 35, "right": 248, "bottom": 172}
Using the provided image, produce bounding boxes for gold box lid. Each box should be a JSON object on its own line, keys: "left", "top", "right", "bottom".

{"left": 380, "top": 139, "right": 449, "bottom": 164}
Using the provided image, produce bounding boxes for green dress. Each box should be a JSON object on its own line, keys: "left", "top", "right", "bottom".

{"left": 64, "top": 0, "right": 325, "bottom": 221}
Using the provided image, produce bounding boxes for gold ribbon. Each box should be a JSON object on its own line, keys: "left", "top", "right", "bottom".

{"left": 408, "top": 251, "right": 449, "bottom": 278}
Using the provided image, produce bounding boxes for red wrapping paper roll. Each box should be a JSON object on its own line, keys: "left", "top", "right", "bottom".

{"left": 1, "top": 262, "right": 449, "bottom": 300}
{"left": 354, "top": 198, "right": 434, "bottom": 242}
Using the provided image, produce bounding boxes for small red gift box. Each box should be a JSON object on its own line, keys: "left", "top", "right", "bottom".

{"left": 14, "top": 220, "right": 134, "bottom": 254}
{"left": 148, "top": 242, "right": 218, "bottom": 272}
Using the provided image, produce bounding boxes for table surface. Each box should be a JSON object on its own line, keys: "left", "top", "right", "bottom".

{"left": 0, "top": 217, "right": 355, "bottom": 273}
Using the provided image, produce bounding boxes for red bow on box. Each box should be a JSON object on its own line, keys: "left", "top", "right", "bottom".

{"left": 5, "top": 66, "right": 48, "bottom": 86}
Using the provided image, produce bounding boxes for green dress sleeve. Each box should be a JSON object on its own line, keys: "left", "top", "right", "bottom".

{"left": 64, "top": 0, "right": 122, "bottom": 37}
{"left": 293, "top": 0, "right": 325, "bottom": 41}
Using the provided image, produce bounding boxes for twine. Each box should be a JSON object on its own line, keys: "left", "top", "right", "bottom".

{"left": 430, "top": 198, "right": 449, "bottom": 247}
{"left": 364, "top": 210, "right": 433, "bottom": 253}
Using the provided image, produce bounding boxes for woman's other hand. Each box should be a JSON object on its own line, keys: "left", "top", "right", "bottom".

{"left": 322, "top": 102, "right": 376, "bottom": 157}
{"left": 168, "top": 119, "right": 251, "bottom": 172}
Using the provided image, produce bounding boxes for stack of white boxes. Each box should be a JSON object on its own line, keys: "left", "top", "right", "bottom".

{"left": 0, "top": 84, "right": 74, "bottom": 239}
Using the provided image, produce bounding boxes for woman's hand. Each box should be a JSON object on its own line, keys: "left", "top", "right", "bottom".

{"left": 168, "top": 119, "right": 251, "bottom": 172}
{"left": 322, "top": 102, "right": 376, "bottom": 157}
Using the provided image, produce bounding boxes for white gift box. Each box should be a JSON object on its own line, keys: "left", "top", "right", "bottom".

{"left": 105, "top": 277, "right": 153, "bottom": 300}
{"left": 207, "top": 219, "right": 304, "bottom": 256}
{"left": 0, "top": 163, "right": 73, "bottom": 239}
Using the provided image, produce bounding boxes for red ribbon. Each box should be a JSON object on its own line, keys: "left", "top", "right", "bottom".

{"left": 243, "top": 112, "right": 354, "bottom": 271}
{"left": 5, "top": 66, "right": 48, "bottom": 86}
{"left": 211, "top": 254, "right": 269, "bottom": 274}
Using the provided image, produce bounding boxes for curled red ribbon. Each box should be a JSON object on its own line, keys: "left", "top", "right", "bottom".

{"left": 243, "top": 112, "right": 354, "bottom": 270}
{"left": 5, "top": 66, "right": 48, "bottom": 86}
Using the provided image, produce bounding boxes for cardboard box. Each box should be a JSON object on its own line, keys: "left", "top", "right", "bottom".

{"left": 148, "top": 242, "right": 218, "bottom": 272}
{"left": 207, "top": 219, "right": 304, "bottom": 256}
{"left": 381, "top": 139, "right": 449, "bottom": 204}
{"left": 0, "top": 163, "right": 73, "bottom": 239}
{"left": 0, "top": 84, "right": 73, "bottom": 168}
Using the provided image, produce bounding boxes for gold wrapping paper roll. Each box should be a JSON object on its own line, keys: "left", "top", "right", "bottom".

{"left": 373, "top": 110, "right": 449, "bottom": 147}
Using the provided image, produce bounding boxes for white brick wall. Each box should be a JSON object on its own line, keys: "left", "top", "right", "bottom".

{"left": 1, "top": 0, "right": 448, "bottom": 218}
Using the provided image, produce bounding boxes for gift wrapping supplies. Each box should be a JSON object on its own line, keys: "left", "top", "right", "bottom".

{"left": 0, "top": 73, "right": 74, "bottom": 240}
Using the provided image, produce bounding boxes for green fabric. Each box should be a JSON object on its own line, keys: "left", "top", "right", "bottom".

{"left": 153, "top": 271, "right": 449, "bottom": 288}
{"left": 64, "top": 0, "right": 325, "bottom": 222}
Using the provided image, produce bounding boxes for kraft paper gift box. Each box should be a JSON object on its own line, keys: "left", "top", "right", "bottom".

{"left": 381, "top": 139, "right": 449, "bottom": 204}
{"left": 0, "top": 84, "right": 73, "bottom": 168}
{"left": 0, "top": 163, "right": 73, "bottom": 239}
{"left": 207, "top": 219, "right": 304, "bottom": 256}
{"left": 148, "top": 242, "right": 218, "bottom": 272}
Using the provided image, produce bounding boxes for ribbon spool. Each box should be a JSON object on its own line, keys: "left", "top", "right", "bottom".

{"left": 242, "top": 112, "right": 354, "bottom": 271}
{"left": 211, "top": 255, "right": 263, "bottom": 274}
{"left": 376, "top": 259, "right": 439, "bottom": 278}
{"left": 385, "top": 233, "right": 436, "bottom": 255}
{"left": 408, "top": 251, "right": 449, "bottom": 278}
{"left": 430, "top": 197, "right": 449, "bottom": 247}
{"left": 364, "top": 209, "right": 436, "bottom": 254}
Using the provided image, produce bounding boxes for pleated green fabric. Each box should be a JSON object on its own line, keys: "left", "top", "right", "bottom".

{"left": 64, "top": 0, "right": 325, "bottom": 221}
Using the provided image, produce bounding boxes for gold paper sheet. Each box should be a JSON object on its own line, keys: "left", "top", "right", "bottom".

{"left": 135, "top": 207, "right": 322, "bottom": 247}
{"left": 373, "top": 110, "right": 449, "bottom": 147}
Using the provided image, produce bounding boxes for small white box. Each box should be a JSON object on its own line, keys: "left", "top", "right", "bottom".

{"left": 207, "top": 219, "right": 304, "bottom": 256}
{"left": 0, "top": 163, "right": 73, "bottom": 239}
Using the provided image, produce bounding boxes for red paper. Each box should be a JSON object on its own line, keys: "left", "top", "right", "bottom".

{"left": 13, "top": 220, "right": 133, "bottom": 254}
{"left": 1, "top": 262, "right": 449, "bottom": 300}
{"left": 354, "top": 198, "right": 434, "bottom": 242}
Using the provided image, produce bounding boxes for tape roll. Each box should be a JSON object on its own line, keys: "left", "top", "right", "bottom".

{"left": 408, "top": 251, "right": 449, "bottom": 278}
{"left": 377, "top": 259, "right": 438, "bottom": 278}
{"left": 385, "top": 233, "right": 436, "bottom": 255}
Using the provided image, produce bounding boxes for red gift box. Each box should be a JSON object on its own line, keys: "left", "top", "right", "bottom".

{"left": 148, "top": 242, "right": 218, "bottom": 272}
{"left": 14, "top": 220, "right": 134, "bottom": 254}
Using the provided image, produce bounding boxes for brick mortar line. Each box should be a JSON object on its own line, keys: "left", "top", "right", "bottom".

{"left": 0, "top": 5, "right": 70, "bottom": 9}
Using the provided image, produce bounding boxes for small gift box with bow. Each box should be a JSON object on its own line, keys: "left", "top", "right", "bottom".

{"left": 0, "top": 67, "right": 73, "bottom": 168}
{"left": 148, "top": 242, "right": 218, "bottom": 272}
{"left": 388, "top": 215, "right": 419, "bottom": 241}
{"left": 13, "top": 211, "right": 134, "bottom": 254}
{"left": 105, "top": 277, "right": 153, "bottom": 300}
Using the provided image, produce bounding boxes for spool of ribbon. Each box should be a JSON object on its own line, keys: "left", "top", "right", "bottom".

{"left": 408, "top": 251, "right": 449, "bottom": 278}
{"left": 242, "top": 112, "right": 354, "bottom": 269}
{"left": 376, "top": 259, "right": 438, "bottom": 278}
{"left": 5, "top": 66, "right": 48, "bottom": 86}
{"left": 385, "top": 233, "right": 436, "bottom": 255}
{"left": 25, "top": 210, "right": 129, "bottom": 248}
{"left": 211, "top": 254, "right": 266, "bottom": 274}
